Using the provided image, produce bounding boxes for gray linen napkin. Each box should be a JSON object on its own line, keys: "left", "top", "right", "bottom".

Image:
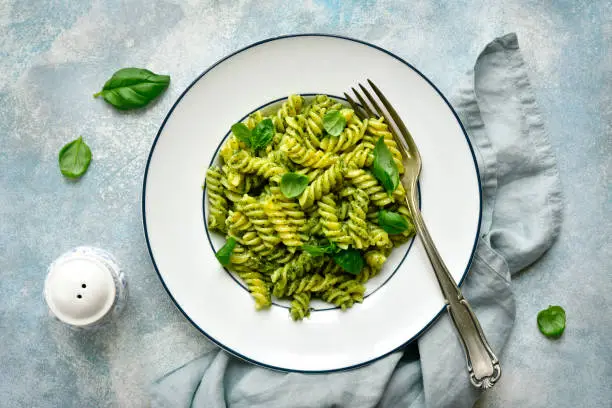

{"left": 150, "top": 33, "right": 563, "bottom": 408}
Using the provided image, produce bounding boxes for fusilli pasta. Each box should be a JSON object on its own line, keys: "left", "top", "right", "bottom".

{"left": 206, "top": 94, "right": 415, "bottom": 320}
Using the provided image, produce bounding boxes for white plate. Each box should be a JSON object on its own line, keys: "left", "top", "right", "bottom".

{"left": 143, "top": 34, "right": 481, "bottom": 372}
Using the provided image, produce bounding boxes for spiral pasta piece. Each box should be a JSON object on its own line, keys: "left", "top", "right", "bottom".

{"left": 354, "top": 265, "right": 378, "bottom": 284}
{"left": 230, "top": 245, "right": 260, "bottom": 269}
{"left": 225, "top": 210, "right": 252, "bottom": 235}
{"left": 317, "top": 194, "right": 352, "bottom": 247}
{"left": 236, "top": 195, "right": 281, "bottom": 248}
{"left": 290, "top": 292, "right": 311, "bottom": 321}
{"left": 346, "top": 189, "right": 370, "bottom": 249}
{"left": 319, "top": 117, "right": 368, "bottom": 153}
{"left": 343, "top": 144, "right": 374, "bottom": 169}
{"left": 284, "top": 115, "right": 318, "bottom": 150}
{"left": 223, "top": 188, "right": 244, "bottom": 203}
{"left": 228, "top": 150, "right": 287, "bottom": 178}
{"left": 245, "top": 110, "right": 264, "bottom": 130}
{"left": 321, "top": 287, "right": 355, "bottom": 310}
{"left": 271, "top": 252, "right": 324, "bottom": 294}
{"left": 220, "top": 164, "right": 243, "bottom": 190}
{"left": 364, "top": 249, "right": 389, "bottom": 272}
{"left": 303, "top": 96, "right": 329, "bottom": 136}
{"left": 263, "top": 198, "right": 302, "bottom": 248}
{"left": 221, "top": 168, "right": 264, "bottom": 195}
{"left": 236, "top": 269, "right": 271, "bottom": 310}
{"left": 298, "top": 161, "right": 346, "bottom": 209}
{"left": 345, "top": 168, "right": 394, "bottom": 207}
{"left": 281, "top": 136, "right": 339, "bottom": 168}
{"left": 393, "top": 183, "right": 407, "bottom": 202}
{"left": 273, "top": 94, "right": 303, "bottom": 133}
{"left": 268, "top": 177, "right": 307, "bottom": 235}
{"left": 338, "top": 279, "right": 366, "bottom": 302}
{"left": 368, "top": 223, "right": 393, "bottom": 249}
{"left": 206, "top": 167, "right": 228, "bottom": 233}
{"left": 273, "top": 273, "right": 344, "bottom": 298}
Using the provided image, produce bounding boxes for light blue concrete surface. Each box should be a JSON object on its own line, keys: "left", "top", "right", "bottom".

{"left": 0, "top": 1, "right": 610, "bottom": 406}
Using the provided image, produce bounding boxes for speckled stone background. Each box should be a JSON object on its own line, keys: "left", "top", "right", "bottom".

{"left": 1, "top": 1, "right": 610, "bottom": 407}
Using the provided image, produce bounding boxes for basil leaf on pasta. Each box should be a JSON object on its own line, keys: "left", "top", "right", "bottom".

{"left": 215, "top": 237, "right": 237, "bottom": 266}
{"left": 333, "top": 248, "right": 364, "bottom": 275}
{"left": 280, "top": 172, "right": 309, "bottom": 198}
{"left": 323, "top": 110, "right": 346, "bottom": 136}
{"left": 231, "top": 123, "right": 252, "bottom": 146}
{"left": 378, "top": 210, "right": 410, "bottom": 234}
{"left": 251, "top": 118, "right": 275, "bottom": 149}
{"left": 372, "top": 136, "right": 399, "bottom": 193}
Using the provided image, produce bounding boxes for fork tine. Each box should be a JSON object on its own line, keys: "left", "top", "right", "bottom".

{"left": 359, "top": 83, "right": 410, "bottom": 157}
{"left": 358, "top": 83, "right": 387, "bottom": 121}
{"left": 351, "top": 87, "right": 377, "bottom": 118}
{"left": 344, "top": 93, "right": 367, "bottom": 120}
{"left": 367, "top": 79, "right": 418, "bottom": 154}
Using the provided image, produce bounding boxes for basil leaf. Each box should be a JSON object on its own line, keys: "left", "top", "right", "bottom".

{"left": 251, "top": 118, "right": 275, "bottom": 150}
{"left": 93, "top": 68, "right": 170, "bottom": 110}
{"left": 378, "top": 210, "right": 410, "bottom": 234}
{"left": 302, "top": 241, "right": 337, "bottom": 257}
{"left": 323, "top": 110, "right": 347, "bottom": 137}
{"left": 215, "top": 237, "right": 237, "bottom": 267}
{"left": 372, "top": 136, "right": 399, "bottom": 193}
{"left": 537, "top": 305, "right": 566, "bottom": 338}
{"left": 231, "top": 123, "right": 252, "bottom": 146}
{"left": 333, "top": 248, "right": 364, "bottom": 275}
{"left": 58, "top": 136, "right": 92, "bottom": 179}
{"left": 280, "top": 172, "right": 309, "bottom": 198}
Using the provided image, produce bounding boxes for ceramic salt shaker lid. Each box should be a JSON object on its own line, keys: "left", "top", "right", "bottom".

{"left": 44, "top": 247, "right": 127, "bottom": 329}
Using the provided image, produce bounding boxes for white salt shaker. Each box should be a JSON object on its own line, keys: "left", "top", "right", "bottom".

{"left": 44, "top": 246, "right": 127, "bottom": 330}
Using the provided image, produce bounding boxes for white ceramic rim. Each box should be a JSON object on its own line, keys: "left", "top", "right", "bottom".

{"left": 142, "top": 34, "right": 482, "bottom": 373}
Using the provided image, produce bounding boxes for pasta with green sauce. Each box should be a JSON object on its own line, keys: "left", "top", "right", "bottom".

{"left": 206, "top": 94, "right": 415, "bottom": 320}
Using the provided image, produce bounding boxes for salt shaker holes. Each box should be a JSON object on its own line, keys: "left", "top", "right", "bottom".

{"left": 44, "top": 246, "right": 127, "bottom": 329}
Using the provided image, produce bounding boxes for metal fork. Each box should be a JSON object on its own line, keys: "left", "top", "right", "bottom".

{"left": 346, "top": 80, "right": 501, "bottom": 390}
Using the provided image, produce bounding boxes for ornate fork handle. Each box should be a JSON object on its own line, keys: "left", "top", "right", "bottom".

{"left": 406, "top": 192, "right": 501, "bottom": 389}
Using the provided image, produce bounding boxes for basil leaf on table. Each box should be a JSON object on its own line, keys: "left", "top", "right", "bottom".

{"left": 93, "top": 68, "right": 170, "bottom": 110}
{"left": 378, "top": 210, "right": 411, "bottom": 234}
{"left": 537, "top": 305, "right": 566, "bottom": 338}
{"left": 58, "top": 136, "right": 92, "bottom": 179}
{"left": 280, "top": 172, "right": 309, "bottom": 198}
{"left": 372, "top": 136, "right": 399, "bottom": 194}
{"left": 323, "top": 110, "right": 347, "bottom": 136}
{"left": 251, "top": 118, "right": 275, "bottom": 150}
{"left": 333, "top": 248, "right": 364, "bottom": 275}
{"left": 215, "top": 237, "right": 237, "bottom": 267}
{"left": 302, "top": 241, "right": 337, "bottom": 257}
{"left": 231, "top": 123, "right": 252, "bottom": 146}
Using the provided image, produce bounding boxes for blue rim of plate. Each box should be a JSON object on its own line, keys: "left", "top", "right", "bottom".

{"left": 142, "top": 33, "right": 483, "bottom": 374}
{"left": 202, "top": 93, "right": 420, "bottom": 312}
